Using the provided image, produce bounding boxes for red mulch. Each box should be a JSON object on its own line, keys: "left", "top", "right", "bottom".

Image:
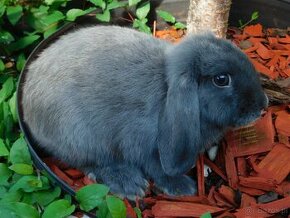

{"left": 44, "top": 24, "right": 290, "bottom": 217}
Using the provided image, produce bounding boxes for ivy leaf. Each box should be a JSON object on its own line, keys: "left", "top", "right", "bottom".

{"left": 133, "top": 18, "right": 151, "bottom": 34}
{"left": 6, "top": 6, "right": 23, "bottom": 25}
{"left": 43, "top": 25, "right": 59, "bottom": 38}
{"left": 42, "top": 199, "right": 75, "bottom": 218}
{"left": 89, "top": 0, "right": 106, "bottom": 10}
{"left": 107, "top": 0, "right": 127, "bottom": 10}
{"left": 76, "top": 184, "right": 110, "bottom": 212}
{"left": 0, "top": 30, "right": 14, "bottom": 44}
{"left": 9, "top": 164, "right": 33, "bottom": 175}
{"left": 33, "top": 186, "right": 61, "bottom": 206}
{"left": 174, "top": 22, "right": 186, "bottom": 29}
{"left": 251, "top": 11, "right": 259, "bottom": 20}
{"left": 16, "top": 53, "right": 26, "bottom": 72}
{"left": 0, "top": 3, "right": 6, "bottom": 17}
{"left": 8, "top": 35, "right": 40, "bottom": 52}
{"left": 66, "top": 9, "right": 86, "bottom": 21}
{"left": 9, "top": 176, "right": 50, "bottom": 193}
{"left": 156, "top": 10, "right": 175, "bottom": 23}
{"left": 0, "top": 77, "right": 14, "bottom": 104}
{"left": 8, "top": 91, "right": 18, "bottom": 123}
{"left": 0, "top": 163, "right": 12, "bottom": 185}
{"left": 136, "top": 1, "right": 150, "bottom": 20}
{"left": 0, "top": 59, "right": 5, "bottom": 71}
{"left": 129, "top": 0, "right": 142, "bottom": 6}
{"left": 0, "top": 202, "right": 40, "bottom": 218}
{"left": 106, "top": 195, "right": 126, "bottom": 218}
{"left": 0, "top": 190, "right": 22, "bottom": 203}
{"left": 9, "top": 137, "right": 32, "bottom": 165}
{"left": 96, "top": 200, "right": 109, "bottom": 218}
{"left": 41, "top": 10, "right": 65, "bottom": 25}
{"left": 96, "top": 9, "right": 111, "bottom": 22}
{"left": 0, "top": 138, "right": 9, "bottom": 157}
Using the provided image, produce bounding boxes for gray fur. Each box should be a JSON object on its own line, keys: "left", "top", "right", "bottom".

{"left": 21, "top": 26, "right": 267, "bottom": 197}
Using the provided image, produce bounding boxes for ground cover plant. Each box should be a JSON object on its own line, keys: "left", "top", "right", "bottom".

{"left": 1, "top": 0, "right": 289, "bottom": 217}
{"left": 0, "top": 0, "right": 185, "bottom": 217}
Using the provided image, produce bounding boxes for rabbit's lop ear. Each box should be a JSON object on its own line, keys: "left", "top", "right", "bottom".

{"left": 158, "top": 42, "right": 201, "bottom": 176}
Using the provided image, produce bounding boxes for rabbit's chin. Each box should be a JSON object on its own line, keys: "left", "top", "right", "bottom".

{"left": 232, "top": 112, "right": 262, "bottom": 128}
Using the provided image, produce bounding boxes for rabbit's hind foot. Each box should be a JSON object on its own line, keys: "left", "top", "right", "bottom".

{"left": 82, "top": 164, "right": 149, "bottom": 200}
{"left": 154, "top": 175, "right": 197, "bottom": 196}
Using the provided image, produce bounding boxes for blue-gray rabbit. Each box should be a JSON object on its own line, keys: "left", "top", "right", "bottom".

{"left": 22, "top": 26, "right": 268, "bottom": 198}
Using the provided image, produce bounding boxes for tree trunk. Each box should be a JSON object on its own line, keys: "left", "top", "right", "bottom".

{"left": 186, "top": 0, "right": 232, "bottom": 38}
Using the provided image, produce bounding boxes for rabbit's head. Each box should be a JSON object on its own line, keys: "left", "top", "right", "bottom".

{"left": 158, "top": 33, "right": 268, "bottom": 176}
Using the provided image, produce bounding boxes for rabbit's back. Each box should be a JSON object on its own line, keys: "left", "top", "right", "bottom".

{"left": 22, "top": 26, "right": 170, "bottom": 166}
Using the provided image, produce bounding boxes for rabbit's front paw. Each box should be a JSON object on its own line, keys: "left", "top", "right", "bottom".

{"left": 155, "top": 175, "right": 196, "bottom": 196}
{"left": 84, "top": 165, "right": 149, "bottom": 200}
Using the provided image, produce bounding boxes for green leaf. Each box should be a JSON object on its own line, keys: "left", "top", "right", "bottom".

{"left": 6, "top": 6, "right": 23, "bottom": 25}
{"left": 136, "top": 1, "right": 150, "bottom": 20}
{"left": 107, "top": 0, "right": 127, "bottom": 10}
{"left": 33, "top": 186, "right": 61, "bottom": 206}
{"left": 156, "top": 10, "right": 175, "bottom": 23}
{"left": 0, "top": 190, "right": 22, "bottom": 203}
{"left": 16, "top": 53, "right": 26, "bottom": 72}
{"left": 76, "top": 184, "right": 110, "bottom": 212}
{"left": 96, "top": 200, "right": 109, "bottom": 218}
{"left": 0, "top": 77, "right": 14, "bottom": 104}
{"left": 134, "top": 207, "right": 142, "bottom": 218}
{"left": 8, "top": 91, "right": 18, "bottom": 123}
{"left": 41, "top": 11, "right": 65, "bottom": 25}
{"left": 42, "top": 199, "right": 75, "bottom": 218}
{"left": 45, "top": 0, "right": 55, "bottom": 5}
{"left": 174, "top": 22, "right": 186, "bottom": 29}
{"left": 9, "top": 164, "right": 33, "bottom": 175}
{"left": 0, "top": 163, "right": 12, "bottom": 185}
{"left": 106, "top": 195, "right": 126, "bottom": 218}
{"left": 9, "top": 137, "right": 32, "bottom": 165}
{"left": 8, "top": 35, "right": 40, "bottom": 52}
{"left": 22, "top": 192, "right": 34, "bottom": 205}
{"left": 89, "top": 0, "right": 106, "bottom": 9}
{"left": 129, "top": 0, "right": 142, "bottom": 6}
{"left": 133, "top": 19, "right": 151, "bottom": 34}
{"left": 0, "top": 202, "right": 40, "bottom": 218}
{"left": 0, "top": 186, "right": 7, "bottom": 197}
{"left": 251, "top": 11, "right": 259, "bottom": 20}
{"left": 238, "top": 19, "right": 243, "bottom": 27}
{"left": 0, "top": 138, "right": 9, "bottom": 156}
{"left": 0, "top": 59, "right": 5, "bottom": 72}
{"left": 9, "top": 176, "right": 50, "bottom": 193}
{"left": 96, "top": 9, "right": 111, "bottom": 22}
{"left": 0, "top": 3, "right": 6, "bottom": 17}
{"left": 63, "top": 194, "right": 72, "bottom": 204}
{"left": 43, "top": 25, "right": 59, "bottom": 38}
{"left": 66, "top": 9, "right": 86, "bottom": 21}
{"left": 2, "top": 102, "right": 15, "bottom": 140}
{"left": 201, "top": 212, "right": 212, "bottom": 218}
{"left": 0, "top": 30, "right": 15, "bottom": 44}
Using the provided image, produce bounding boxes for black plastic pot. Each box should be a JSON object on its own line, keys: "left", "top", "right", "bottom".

{"left": 17, "top": 0, "right": 290, "bottom": 199}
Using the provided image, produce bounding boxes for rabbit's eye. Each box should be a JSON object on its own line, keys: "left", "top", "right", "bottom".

{"left": 212, "top": 74, "right": 231, "bottom": 87}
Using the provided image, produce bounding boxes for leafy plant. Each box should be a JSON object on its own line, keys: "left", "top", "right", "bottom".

{"left": 239, "top": 11, "right": 259, "bottom": 29}
{"left": 0, "top": 0, "right": 186, "bottom": 217}
{"left": 157, "top": 10, "right": 186, "bottom": 29}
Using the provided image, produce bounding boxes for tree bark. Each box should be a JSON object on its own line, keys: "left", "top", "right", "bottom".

{"left": 186, "top": 0, "right": 232, "bottom": 38}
